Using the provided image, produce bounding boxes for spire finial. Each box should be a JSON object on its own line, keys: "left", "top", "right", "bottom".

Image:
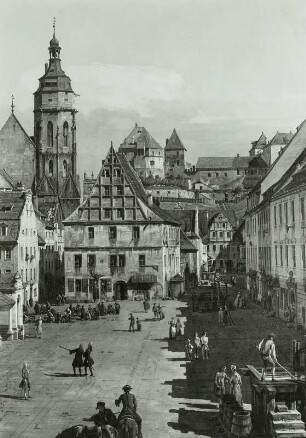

{"left": 53, "top": 17, "right": 56, "bottom": 36}
{"left": 11, "top": 94, "right": 14, "bottom": 114}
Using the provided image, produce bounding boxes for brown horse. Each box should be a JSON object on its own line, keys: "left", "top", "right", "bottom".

{"left": 56, "top": 424, "right": 117, "bottom": 438}
{"left": 117, "top": 417, "right": 138, "bottom": 438}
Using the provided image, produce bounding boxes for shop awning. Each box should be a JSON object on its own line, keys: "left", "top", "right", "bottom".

{"left": 129, "top": 274, "right": 157, "bottom": 284}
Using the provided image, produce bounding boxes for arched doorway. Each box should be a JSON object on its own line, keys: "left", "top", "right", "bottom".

{"left": 114, "top": 281, "right": 128, "bottom": 300}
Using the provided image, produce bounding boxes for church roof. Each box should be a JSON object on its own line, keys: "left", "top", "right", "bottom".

{"left": 60, "top": 174, "right": 81, "bottom": 199}
{"left": 165, "top": 129, "right": 186, "bottom": 151}
{"left": 120, "top": 125, "right": 162, "bottom": 150}
{"left": 0, "top": 113, "right": 36, "bottom": 189}
{"left": 36, "top": 175, "right": 57, "bottom": 196}
{"left": 0, "top": 169, "right": 18, "bottom": 190}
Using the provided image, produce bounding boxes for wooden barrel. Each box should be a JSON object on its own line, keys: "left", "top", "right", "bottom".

{"left": 226, "top": 404, "right": 242, "bottom": 430}
{"left": 231, "top": 410, "right": 252, "bottom": 437}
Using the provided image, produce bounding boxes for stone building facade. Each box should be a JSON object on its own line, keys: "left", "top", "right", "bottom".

{"left": 0, "top": 190, "right": 39, "bottom": 339}
{"left": 165, "top": 129, "right": 186, "bottom": 172}
{"left": 119, "top": 124, "right": 164, "bottom": 179}
{"left": 64, "top": 146, "right": 181, "bottom": 301}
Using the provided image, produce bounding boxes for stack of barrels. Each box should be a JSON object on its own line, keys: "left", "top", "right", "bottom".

{"left": 219, "top": 395, "right": 252, "bottom": 437}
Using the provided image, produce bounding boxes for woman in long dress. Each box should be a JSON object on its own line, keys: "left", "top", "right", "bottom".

{"left": 84, "top": 342, "right": 94, "bottom": 377}
{"left": 35, "top": 317, "right": 43, "bottom": 338}
{"left": 168, "top": 318, "right": 176, "bottom": 339}
{"left": 229, "top": 365, "right": 243, "bottom": 407}
{"left": 20, "top": 362, "right": 30, "bottom": 399}
{"left": 214, "top": 365, "right": 229, "bottom": 404}
{"left": 194, "top": 332, "right": 201, "bottom": 359}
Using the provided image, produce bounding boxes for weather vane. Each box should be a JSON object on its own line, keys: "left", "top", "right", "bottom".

{"left": 53, "top": 17, "right": 56, "bottom": 34}
{"left": 11, "top": 94, "right": 14, "bottom": 114}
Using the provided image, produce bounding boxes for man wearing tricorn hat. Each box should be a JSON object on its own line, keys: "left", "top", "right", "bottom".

{"left": 84, "top": 401, "right": 117, "bottom": 437}
{"left": 115, "top": 384, "right": 142, "bottom": 437}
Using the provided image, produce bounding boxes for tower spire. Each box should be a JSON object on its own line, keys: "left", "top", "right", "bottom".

{"left": 49, "top": 17, "right": 61, "bottom": 59}
{"left": 11, "top": 94, "right": 14, "bottom": 114}
{"left": 53, "top": 17, "right": 56, "bottom": 37}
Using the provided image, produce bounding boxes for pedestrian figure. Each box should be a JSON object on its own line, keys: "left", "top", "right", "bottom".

{"left": 157, "top": 303, "right": 162, "bottom": 320}
{"left": 258, "top": 333, "right": 277, "bottom": 381}
{"left": 230, "top": 365, "right": 243, "bottom": 407}
{"left": 69, "top": 344, "right": 84, "bottom": 376}
{"left": 143, "top": 300, "right": 150, "bottom": 313}
{"left": 136, "top": 318, "right": 141, "bottom": 332}
{"left": 152, "top": 303, "right": 157, "bottom": 319}
{"left": 115, "top": 301, "right": 121, "bottom": 315}
{"left": 218, "top": 307, "right": 224, "bottom": 325}
{"left": 84, "top": 401, "right": 117, "bottom": 435}
{"left": 224, "top": 306, "right": 234, "bottom": 325}
{"left": 175, "top": 318, "right": 183, "bottom": 336}
{"left": 185, "top": 339, "right": 194, "bottom": 361}
{"left": 194, "top": 332, "right": 201, "bottom": 359}
{"left": 80, "top": 305, "right": 85, "bottom": 320}
{"left": 200, "top": 332, "right": 209, "bottom": 360}
{"left": 29, "top": 296, "right": 33, "bottom": 308}
{"left": 19, "top": 362, "right": 31, "bottom": 399}
{"left": 233, "top": 292, "right": 242, "bottom": 309}
{"left": 129, "top": 313, "right": 135, "bottom": 332}
{"left": 34, "top": 301, "right": 40, "bottom": 315}
{"left": 35, "top": 316, "right": 43, "bottom": 338}
{"left": 115, "top": 385, "right": 143, "bottom": 438}
{"left": 168, "top": 318, "right": 176, "bottom": 339}
{"left": 84, "top": 342, "right": 94, "bottom": 377}
{"left": 159, "top": 308, "right": 165, "bottom": 320}
{"left": 214, "top": 365, "right": 229, "bottom": 404}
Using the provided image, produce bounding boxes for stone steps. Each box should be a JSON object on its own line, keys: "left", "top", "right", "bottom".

{"left": 273, "top": 420, "right": 305, "bottom": 430}
{"left": 271, "top": 410, "right": 302, "bottom": 422}
{"left": 275, "top": 429, "right": 306, "bottom": 437}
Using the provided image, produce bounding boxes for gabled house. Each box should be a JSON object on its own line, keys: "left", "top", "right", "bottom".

{"left": 63, "top": 145, "right": 181, "bottom": 301}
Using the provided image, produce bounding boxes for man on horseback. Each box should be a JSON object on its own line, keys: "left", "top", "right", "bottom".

{"left": 115, "top": 385, "right": 142, "bottom": 437}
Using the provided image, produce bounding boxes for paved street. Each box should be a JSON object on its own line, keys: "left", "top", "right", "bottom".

{"left": 0, "top": 293, "right": 305, "bottom": 438}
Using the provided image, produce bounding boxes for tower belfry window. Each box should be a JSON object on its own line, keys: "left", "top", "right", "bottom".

{"left": 47, "top": 121, "right": 53, "bottom": 147}
{"left": 63, "top": 160, "right": 68, "bottom": 178}
{"left": 49, "top": 160, "right": 54, "bottom": 177}
{"left": 63, "top": 122, "right": 69, "bottom": 147}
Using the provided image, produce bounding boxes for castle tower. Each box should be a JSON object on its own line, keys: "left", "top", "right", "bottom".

{"left": 33, "top": 20, "right": 77, "bottom": 194}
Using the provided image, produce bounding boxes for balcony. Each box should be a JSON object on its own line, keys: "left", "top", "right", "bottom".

{"left": 118, "top": 266, "right": 125, "bottom": 274}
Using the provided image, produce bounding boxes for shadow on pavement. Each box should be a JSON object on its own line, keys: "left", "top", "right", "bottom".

{"left": 0, "top": 394, "right": 25, "bottom": 400}
{"left": 44, "top": 373, "right": 77, "bottom": 378}
{"left": 168, "top": 408, "right": 217, "bottom": 436}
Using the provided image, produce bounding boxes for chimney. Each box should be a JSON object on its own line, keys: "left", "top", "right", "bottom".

{"left": 45, "top": 63, "right": 48, "bottom": 73}
{"left": 147, "top": 191, "right": 153, "bottom": 205}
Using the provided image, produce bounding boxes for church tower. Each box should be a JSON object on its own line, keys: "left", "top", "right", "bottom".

{"left": 33, "top": 20, "right": 80, "bottom": 219}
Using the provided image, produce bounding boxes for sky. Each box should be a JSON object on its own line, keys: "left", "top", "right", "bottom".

{"left": 0, "top": 0, "right": 305, "bottom": 177}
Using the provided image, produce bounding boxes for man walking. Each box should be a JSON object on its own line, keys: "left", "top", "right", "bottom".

{"left": 200, "top": 332, "right": 209, "bottom": 360}
{"left": 128, "top": 313, "right": 135, "bottom": 332}
{"left": 258, "top": 333, "right": 277, "bottom": 381}
{"left": 218, "top": 307, "right": 224, "bottom": 325}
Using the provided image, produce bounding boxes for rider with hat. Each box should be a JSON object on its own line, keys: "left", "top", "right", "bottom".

{"left": 84, "top": 401, "right": 117, "bottom": 437}
{"left": 115, "top": 384, "right": 142, "bottom": 437}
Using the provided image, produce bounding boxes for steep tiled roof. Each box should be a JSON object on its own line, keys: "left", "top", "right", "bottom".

{"left": 120, "top": 124, "right": 162, "bottom": 150}
{"left": 0, "top": 191, "right": 26, "bottom": 242}
{"left": 196, "top": 156, "right": 250, "bottom": 170}
{"left": 165, "top": 166, "right": 190, "bottom": 180}
{"left": 165, "top": 129, "right": 186, "bottom": 151}
{"left": 0, "top": 273, "right": 17, "bottom": 293}
{"left": 0, "top": 169, "right": 18, "bottom": 190}
{"left": 0, "top": 291, "right": 15, "bottom": 309}
{"left": 248, "top": 155, "right": 269, "bottom": 169}
{"left": 272, "top": 165, "right": 306, "bottom": 199}
{"left": 60, "top": 173, "right": 80, "bottom": 199}
{"left": 251, "top": 132, "right": 267, "bottom": 149}
{"left": 268, "top": 132, "right": 293, "bottom": 146}
{"left": 180, "top": 229, "right": 197, "bottom": 253}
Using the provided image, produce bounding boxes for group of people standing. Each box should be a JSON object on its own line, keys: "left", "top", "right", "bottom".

{"left": 185, "top": 331, "right": 209, "bottom": 360}
{"left": 218, "top": 305, "right": 235, "bottom": 326}
{"left": 168, "top": 317, "right": 183, "bottom": 340}
{"left": 152, "top": 303, "right": 165, "bottom": 320}
{"left": 68, "top": 343, "right": 95, "bottom": 377}
{"left": 214, "top": 365, "right": 243, "bottom": 407}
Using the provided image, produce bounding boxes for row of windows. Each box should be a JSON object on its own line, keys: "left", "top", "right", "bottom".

{"left": 21, "top": 228, "right": 36, "bottom": 237}
{"left": 74, "top": 253, "right": 146, "bottom": 270}
{"left": 20, "top": 268, "right": 36, "bottom": 282}
{"left": 102, "top": 169, "right": 121, "bottom": 178}
{"left": 211, "top": 231, "right": 231, "bottom": 238}
{"left": 0, "top": 247, "right": 11, "bottom": 260}
{"left": 274, "top": 244, "right": 306, "bottom": 268}
{"left": 273, "top": 198, "right": 305, "bottom": 227}
{"left": 20, "top": 246, "right": 36, "bottom": 260}
{"left": 198, "top": 169, "right": 242, "bottom": 177}
{"left": 68, "top": 278, "right": 96, "bottom": 293}
{"left": 87, "top": 226, "right": 140, "bottom": 241}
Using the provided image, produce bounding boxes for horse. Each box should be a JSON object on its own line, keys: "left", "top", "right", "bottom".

{"left": 117, "top": 416, "right": 138, "bottom": 438}
{"left": 56, "top": 425, "right": 117, "bottom": 438}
